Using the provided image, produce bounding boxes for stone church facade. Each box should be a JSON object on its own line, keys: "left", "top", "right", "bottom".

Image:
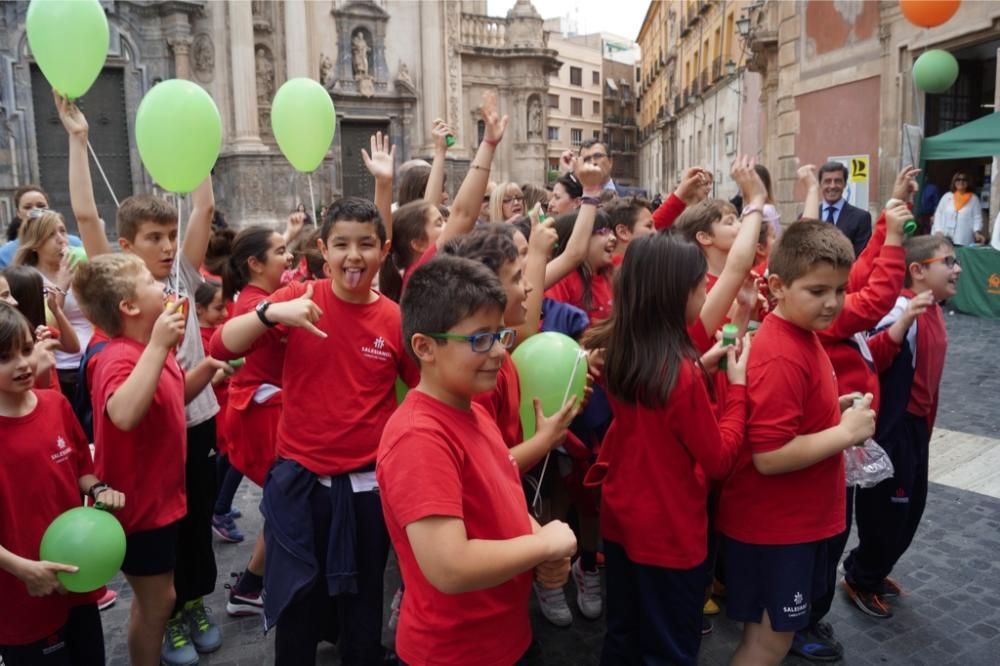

{"left": 0, "top": 0, "right": 559, "bottom": 232}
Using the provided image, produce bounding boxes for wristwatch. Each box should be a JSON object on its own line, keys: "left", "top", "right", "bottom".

{"left": 87, "top": 482, "right": 110, "bottom": 502}
{"left": 255, "top": 300, "right": 276, "bottom": 328}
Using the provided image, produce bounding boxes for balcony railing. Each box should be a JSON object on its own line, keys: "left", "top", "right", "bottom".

{"left": 460, "top": 15, "right": 508, "bottom": 48}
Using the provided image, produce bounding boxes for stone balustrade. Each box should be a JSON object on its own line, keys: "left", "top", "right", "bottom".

{"left": 461, "top": 14, "right": 509, "bottom": 49}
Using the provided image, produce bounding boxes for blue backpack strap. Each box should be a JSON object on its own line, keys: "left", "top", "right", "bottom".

{"left": 71, "top": 340, "right": 108, "bottom": 441}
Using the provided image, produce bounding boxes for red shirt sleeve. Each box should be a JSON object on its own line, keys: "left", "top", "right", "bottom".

{"left": 652, "top": 193, "right": 687, "bottom": 231}
{"left": 867, "top": 329, "right": 902, "bottom": 374}
{"left": 672, "top": 364, "right": 745, "bottom": 480}
{"left": 687, "top": 318, "right": 715, "bottom": 355}
{"left": 381, "top": 426, "right": 465, "bottom": 527}
{"left": 820, "top": 245, "right": 905, "bottom": 342}
{"left": 849, "top": 208, "right": 891, "bottom": 293}
{"left": 211, "top": 283, "right": 300, "bottom": 359}
{"left": 747, "top": 357, "right": 808, "bottom": 454}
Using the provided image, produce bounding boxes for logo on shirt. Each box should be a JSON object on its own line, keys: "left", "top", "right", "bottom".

{"left": 783, "top": 591, "right": 808, "bottom": 617}
{"left": 50, "top": 435, "right": 72, "bottom": 463}
{"left": 361, "top": 336, "right": 392, "bottom": 361}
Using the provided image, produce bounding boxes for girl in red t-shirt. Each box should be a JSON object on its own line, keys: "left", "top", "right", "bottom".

{"left": 582, "top": 231, "right": 749, "bottom": 665}
{"left": 210, "top": 225, "right": 293, "bottom": 615}
{"left": 377, "top": 201, "right": 446, "bottom": 302}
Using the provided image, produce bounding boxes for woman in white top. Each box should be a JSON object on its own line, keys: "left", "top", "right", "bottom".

{"left": 991, "top": 210, "right": 1000, "bottom": 252}
{"left": 931, "top": 171, "right": 984, "bottom": 246}
{"left": 13, "top": 210, "right": 93, "bottom": 397}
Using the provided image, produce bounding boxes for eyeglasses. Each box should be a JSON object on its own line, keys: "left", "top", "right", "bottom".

{"left": 920, "top": 255, "right": 960, "bottom": 268}
{"left": 581, "top": 152, "right": 609, "bottom": 163}
{"left": 502, "top": 196, "right": 524, "bottom": 205}
{"left": 426, "top": 328, "right": 517, "bottom": 353}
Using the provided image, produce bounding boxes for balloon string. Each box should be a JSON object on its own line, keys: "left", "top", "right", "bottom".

{"left": 173, "top": 195, "right": 182, "bottom": 288}
{"left": 87, "top": 141, "right": 120, "bottom": 208}
{"left": 531, "top": 349, "right": 587, "bottom": 515}
{"left": 308, "top": 173, "right": 317, "bottom": 222}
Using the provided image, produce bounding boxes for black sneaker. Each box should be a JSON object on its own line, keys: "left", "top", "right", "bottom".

{"left": 790, "top": 622, "right": 843, "bottom": 662}
{"left": 875, "top": 577, "right": 903, "bottom": 599}
{"left": 701, "top": 616, "right": 713, "bottom": 635}
{"left": 842, "top": 578, "right": 893, "bottom": 619}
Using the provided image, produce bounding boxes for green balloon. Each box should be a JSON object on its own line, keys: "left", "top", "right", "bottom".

{"left": 26, "top": 0, "right": 109, "bottom": 100}
{"left": 511, "top": 332, "right": 588, "bottom": 439}
{"left": 136, "top": 79, "right": 222, "bottom": 193}
{"left": 271, "top": 78, "right": 336, "bottom": 172}
{"left": 395, "top": 377, "right": 409, "bottom": 405}
{"left": 39, "top": 506, "right": 126, "bottom": 593}
{"left": 913, "top": 49, "right": 959, "bottom": 95}
{"left": 68, "top": 246, "right": 88, "bottom": 268}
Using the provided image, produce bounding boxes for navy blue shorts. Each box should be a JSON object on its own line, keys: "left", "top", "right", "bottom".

{"left": 722, "top": 535, "right": 830, "bottom": 632}
{"left": 121, "top": 521, "right": 180, "bottom": 577}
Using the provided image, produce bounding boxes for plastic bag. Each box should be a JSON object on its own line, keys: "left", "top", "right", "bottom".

{"left": 844, "top": 439, "right": 895, "bottom": 488}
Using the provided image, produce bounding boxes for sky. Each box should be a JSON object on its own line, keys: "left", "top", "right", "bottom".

{"left": 486, "top": 0, "right": 649, "bottom": 45}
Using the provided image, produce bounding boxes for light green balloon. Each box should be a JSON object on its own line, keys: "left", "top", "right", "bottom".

{"left": 26, "top": 0, "right": 109, "bottom": 100}
{"left": 913, "top": 49, "right": 959, "bottom": 95}
{"left": 135, "top": 79, "right": 222, "bottom": 193}
{"left": 39, "top": 506, "right": 126, "bottom": 593}
{"left": 512, "top": 332, "right": 588, "bottom": 439}
{"left": 271, "top": 78, "right": 336, "bottom": 172}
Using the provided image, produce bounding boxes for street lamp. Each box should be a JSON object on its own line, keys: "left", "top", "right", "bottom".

{"left": 735, "top": 15, "right": 751, "bottom": 37}
{"left": 725, "top": 60, "right": 736, "bottom": 77}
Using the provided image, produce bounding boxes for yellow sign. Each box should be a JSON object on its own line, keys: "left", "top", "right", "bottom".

{"left": 850, "top": 157, "right": 869, "bottom": 183}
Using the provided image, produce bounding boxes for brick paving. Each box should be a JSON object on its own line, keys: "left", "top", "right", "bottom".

{"left": 100, "top": 312, "right": 1000, "bottom": 664}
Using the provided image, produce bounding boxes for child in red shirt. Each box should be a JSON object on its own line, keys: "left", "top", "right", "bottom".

{"left": 717, "top": 222, "right": 876, "bottom": 665}
{"left": 214, "top": 198, "right": 420, "bottom": 663}
{"left": 73, "top": 254, "right": 224, "bottom": 666}
{"left": 581, "top": 231, "right": 750, "bottom": 665}
{"left": 0, "top": 303, "right": 125, "bottom": 665}
{"left": 378, "top": 255, "right": 577, "bottom": 666}
{"left": 607, "top": 196, "right": 655, "bottom": 267}
{"left": 843, "top": 234, "right": 959, "bottom": 619}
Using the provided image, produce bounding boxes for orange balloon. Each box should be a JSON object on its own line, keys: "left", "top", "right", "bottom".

{"left": 899, "top": 0, "right": 960, "bottom": 28}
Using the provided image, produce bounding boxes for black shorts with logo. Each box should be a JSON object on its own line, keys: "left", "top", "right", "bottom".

{"left": 722, "top": 535, "right": 830, "bottom": 632}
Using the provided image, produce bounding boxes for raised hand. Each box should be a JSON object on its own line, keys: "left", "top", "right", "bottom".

{"left": 528, "top": 205, "right": 558, "bottom": 256}
{"left": 675, "top": 167, "right": 711, "bottom": 206}
{"left": 266, "top": 283, "right": 326, "bottom": 338}
{"left": 885, "top": 203, "right": 912, "bottom": 240}
{"left": 431, "top": 119, "right": 453, "bottom": 153}
{"left": 361, "top": 131, "right": 396, "bottom": 181}
{"left": 480, "top": 91, "right": 509, "bottom": 144}
{"left": 731, "top": 155, "right": 766, "bottom": 204}
{"left": 891, "top": 165, "right": 921, "bottom": 203}
{"left": 797, "top": 163, "right": 819, "bottom": 190}
{"left": 559, "top": 149, "right": 576, "bottom": 174}
{"left": 53, "top": 90, "right": 88, "bottom": 139}
{"left": 576, "top": 162, "right": 605, "bottom": 192}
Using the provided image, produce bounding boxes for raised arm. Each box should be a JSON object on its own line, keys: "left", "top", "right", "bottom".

{"left": 55, "top": 91, "right": 111, "bottom": 257}
{"left": 437, "top": 91, "right": 509, "bottom": 247}
{"left": 514, "top": 206, "right": 556, "bottom": 345}
{"left": 424, "top": 119, "right": 451, "bottom": 205}
{"left": 181, "top": 176, "right": 216, "bottom": 270}
{"left": 700, "top": 156, "right": 765, "bottom": 335}
{"left": 652, "top": 167, "right": 711, "bottom": 230}
{"left": 361, "top": 131, "right": 396, "bottom": 242}
{"left": 543, "top": 163, "right": 603, "bottom": 289}
{"left": 798, "top": 163, "right": 821, "bottom": 221}
{"left": 218, "top": 283, "right": 324, "bottom": 356}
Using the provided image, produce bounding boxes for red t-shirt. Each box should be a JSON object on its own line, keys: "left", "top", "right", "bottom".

{"left": 545, "top": 270, "right": 613, "bottom": 324}
{"left": 0, "top": 390, "right": 96, "bottom": 644}
{"left": 652, "top": 193, "right": 687, "bottom": 231}
{"left": 402, "top": 245, "right": 439, "bottom": 292}
{"left": 907, "top": 298, "right": 946, "bottom": 428}
{"left": 266, "top": 280, "right": 419, "bottom": 475}
{"left": 472, "top": 352, "right": 522, "bottom": 449}
{"left": 209, "top": 285, "right": 286, "bottom": 409}
{"left": 593, "top": 362, "right": 746, "bottom": 568}
{"left": 91, "top": 337, "right": 187, "bottom": 533}
{"left": 377, "top": 391, "right": 533, "bottom": 666}
{"left": 611, "top": 253, "right": 625, "bottom": 268}
{"left": 717, "top": 314, "right": 845, "bottom": 545}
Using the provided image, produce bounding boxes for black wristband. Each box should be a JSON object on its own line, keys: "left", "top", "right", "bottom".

{"left": 255, "top": 300, "right": 277, "bottom": 328}
{"left": 580, "top": 196, "right": 601, "bottom": 207}
{"left": 87, "top": 482, "right": 110, "bottom": 501}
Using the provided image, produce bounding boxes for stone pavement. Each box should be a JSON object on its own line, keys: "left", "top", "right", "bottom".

{"left": 100, "top": 312, "right": 1000, "bottom": 665}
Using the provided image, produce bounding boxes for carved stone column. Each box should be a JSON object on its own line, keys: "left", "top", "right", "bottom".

{"left": 168, "top": 36, "right": 194, "bottom": 80}
{"left": 229, "top": 0, "right": 263, "bottom": 148}
{"left": 284, "top": 0, "right": 309, "bottom": 79}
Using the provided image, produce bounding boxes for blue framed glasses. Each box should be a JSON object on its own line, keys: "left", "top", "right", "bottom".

{"left": 426, "top": 328, "right": 517, "bottom": 353}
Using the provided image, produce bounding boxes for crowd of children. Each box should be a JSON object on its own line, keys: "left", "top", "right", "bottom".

{"left": 0, "top": 84, "right": 960, "bottom": 666}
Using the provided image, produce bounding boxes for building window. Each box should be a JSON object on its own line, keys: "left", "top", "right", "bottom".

{"left": 593, "top": 71, "right": 600, "bottom": 85}
{"left": 593, "top": 130, "right": 601, "bottom": 140}
{"left": 571, "top": 97, "right": 583, "bottom": 116}
{"left": 570, "top": 66, "right": 582, "bottom": 86}
{"left": 571, "top": 128, "right": 583, "bottom": 146}
{"left": 548, "top": 94, "right": 559, "bottom": 109}
{"left": 593, "top": 100, "right": 600, "bottom": 115}
{"left": 547, "top": 126, "right": 559, "bottom": 141}
{"left": 725, "top": 131, "right": 736, "bottom": 156}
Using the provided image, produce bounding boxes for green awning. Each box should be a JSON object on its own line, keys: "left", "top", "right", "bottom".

{"left": 921, "top": 112, "right": 1000, "bottom": 161}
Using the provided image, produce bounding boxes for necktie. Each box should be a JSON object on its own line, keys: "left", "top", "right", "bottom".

{"left": 825, "top": 206, "right": 836, "bottom": 224}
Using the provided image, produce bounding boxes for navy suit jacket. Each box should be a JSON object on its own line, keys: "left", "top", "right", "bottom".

{"left": 831, "top": 201, "right": 872, "bottom": 258}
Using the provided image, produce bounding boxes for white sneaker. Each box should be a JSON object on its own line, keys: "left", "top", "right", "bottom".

{"left": 534, "top": 581, "right": 573, "bottom": 627}
{"left": 572, "top": 559, "right": 603, "bottom": 620}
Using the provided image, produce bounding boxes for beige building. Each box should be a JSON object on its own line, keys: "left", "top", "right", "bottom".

{"left": 744, "top": 0, "right": 998, "bottom": 226}
{"left": 0, "top": 0, "right": 559, "bottom": 231}
{"left": 544, "top": 23, "right": 605, "bottom": 179}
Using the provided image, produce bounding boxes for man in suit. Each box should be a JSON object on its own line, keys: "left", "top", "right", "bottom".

{"left": 819, "top": 161, "right": 872, "bottom": 257}
{"left": 578, "top": 139, "right": 648, "bottom": 199}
